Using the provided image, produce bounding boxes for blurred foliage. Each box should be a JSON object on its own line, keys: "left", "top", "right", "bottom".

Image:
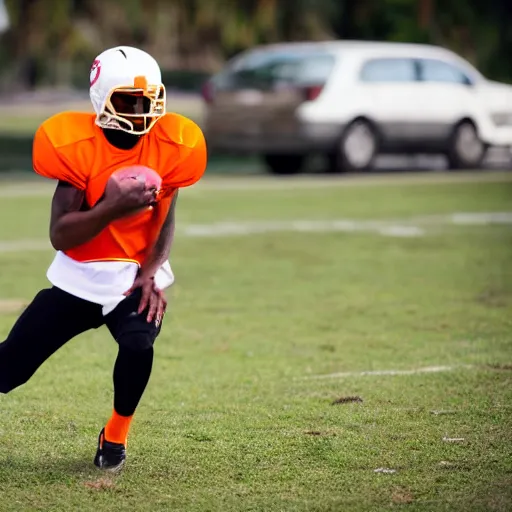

{"left": 0, "top": 0, "right": 511, "bottom": 91}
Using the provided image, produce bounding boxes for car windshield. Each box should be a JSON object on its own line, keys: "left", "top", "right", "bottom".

{"left": 217, "top": 50, "right": 336, "bottom": 91}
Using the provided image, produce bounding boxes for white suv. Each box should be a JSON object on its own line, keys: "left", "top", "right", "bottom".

{"left": 202, "top": 41, "right": 512, "bottom": 174}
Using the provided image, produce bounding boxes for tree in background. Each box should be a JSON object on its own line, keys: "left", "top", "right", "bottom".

{"left": 0, "top": 0, "right": 511, "bottom": 90}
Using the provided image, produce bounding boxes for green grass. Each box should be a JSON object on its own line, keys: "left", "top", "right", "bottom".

{"left": 0, "top": 173, "right": 511, "bottom": 511}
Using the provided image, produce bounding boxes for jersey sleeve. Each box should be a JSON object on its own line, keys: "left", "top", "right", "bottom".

{"left": 32, "top": 124, "right": 88, "bottom": 190}
{"left": 160, "top": 120, "right": 207, "bottom": 197}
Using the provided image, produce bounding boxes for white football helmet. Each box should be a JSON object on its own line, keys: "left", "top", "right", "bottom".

{"left": 89, "top": 46, "right": 166, "bottom": 135}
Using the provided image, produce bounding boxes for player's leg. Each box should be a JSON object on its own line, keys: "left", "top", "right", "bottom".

{"left": 94, "top": 289, "right": 162, "bottom": 471}
{"left": 0, "top": 287, "right": 103, "bottom": 393}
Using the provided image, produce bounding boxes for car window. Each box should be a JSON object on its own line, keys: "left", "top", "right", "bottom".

{"left": 215, "top": 51, "right": 336, "bottom": 91}
{"left": 360, "top": 58, "right": 417, "bottom": 82}
{"left": 294, "top": 55, "right": 336, "bottom": 85}
{"left": 418, "top": 59, "right": 473, "bottom": 85}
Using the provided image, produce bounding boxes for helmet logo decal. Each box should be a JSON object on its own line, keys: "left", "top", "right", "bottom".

{"left": 90, "top": 59, "right": 101, "bottom": 86}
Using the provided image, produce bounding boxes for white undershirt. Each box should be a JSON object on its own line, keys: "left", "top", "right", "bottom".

{"left": 47, "top": 251, "right": 175, "bottom": 315}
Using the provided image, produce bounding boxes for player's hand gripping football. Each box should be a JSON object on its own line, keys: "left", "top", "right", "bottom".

{"left": 124, "top": 275, "right": 167, "bottom": 326}
{"left": 103, "top": 174, "right": 157, "bottom": 219}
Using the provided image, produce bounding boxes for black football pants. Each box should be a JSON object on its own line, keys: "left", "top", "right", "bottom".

{"left": 0, "top": 286, "right": 162, "bottom": 416}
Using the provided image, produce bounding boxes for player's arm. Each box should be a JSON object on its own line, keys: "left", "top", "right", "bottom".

{"left": 49, "top": 178, "right": 152, "bottom": 251}
{"left": 49, "top": 181, "right": 118, "bottom": 251}
{"left": 125, "top": 120, "right": 206, "bottom": 323}
{"left": 139, "top": 190, "right": 178, "bottom": 279}
{"left": 124, "top": 190, "right": 178, "bottom": 324}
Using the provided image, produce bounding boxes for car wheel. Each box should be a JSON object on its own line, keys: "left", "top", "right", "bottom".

{"left": 334, "top": 119, "right": 378, "bottom": 172}
{"left": 262, "top": 154, "right": 305, "bottom": 175}
{"left": 447, "top": 121, "right": 487, "bottom": 170}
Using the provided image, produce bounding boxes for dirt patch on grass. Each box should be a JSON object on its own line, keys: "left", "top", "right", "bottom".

{"left": 487, "top": 363, "right": 512, "bottom": 371}
{"left": 304, "top": 429, "right": 339, "bottom": 437}
{"left": 331, "top": 396, "right": 363, "bottom": 405}
{"left": 392, "top": 487, "right": 415, "bottom": 504}
{"left": 84, "top": 478, "right": 115, "bottom": 491}
{"left": 476, "top": 288, "right": 508, "bottom": 308}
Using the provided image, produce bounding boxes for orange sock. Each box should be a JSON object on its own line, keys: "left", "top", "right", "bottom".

{"left": 104, "top": 409, "right": 133, "bottom": 446}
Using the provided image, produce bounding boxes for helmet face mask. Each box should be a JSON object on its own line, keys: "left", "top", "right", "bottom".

{"left": 90, "top": 47, "right": 166, "bottom": 136}
{"left": 100, "top": 83, "right": 166, "bottom": 135}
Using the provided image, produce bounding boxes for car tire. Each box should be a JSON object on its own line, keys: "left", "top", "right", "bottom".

{"left": 262, "top": 154, "right": 305, "bottom": 175}
{"left": 331, "top": 119, "right": 378, "bottom": 172}
{"left": 446, "top": 120, "right": 487, "bottom": 170}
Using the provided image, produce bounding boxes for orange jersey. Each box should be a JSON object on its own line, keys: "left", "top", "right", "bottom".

{"left": 33, "top": 112, "right": 207, "bottom": 265}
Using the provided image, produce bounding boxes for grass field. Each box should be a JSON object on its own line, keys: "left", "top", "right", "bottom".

{"left": 0, "top": 171, "right": 511, "bottom": 511}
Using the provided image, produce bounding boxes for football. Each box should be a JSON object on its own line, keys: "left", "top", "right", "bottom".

{"left": 110, "top": 165, "right": 162, "bottom": 193}
{"left": 104, "top": 166, "right": 162, "bottom": 216}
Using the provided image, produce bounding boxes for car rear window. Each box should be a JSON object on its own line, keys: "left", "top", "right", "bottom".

{"left": 215, "top": 50, "right": 336, "bottom": 91}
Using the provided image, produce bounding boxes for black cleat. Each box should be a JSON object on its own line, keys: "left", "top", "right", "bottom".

{"left": 94, "top": 428, "right": 126, "bottom": 473}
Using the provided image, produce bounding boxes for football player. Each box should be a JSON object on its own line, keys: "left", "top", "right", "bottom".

{"left": 0, "top": 46, "right": 207, "bottom": 472}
